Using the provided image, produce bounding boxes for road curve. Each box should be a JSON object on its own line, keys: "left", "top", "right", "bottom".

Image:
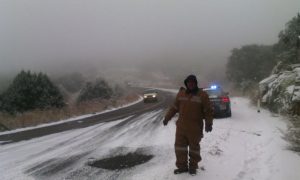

{"left": 0, "top": 89, "right": 175, "bottom": 144}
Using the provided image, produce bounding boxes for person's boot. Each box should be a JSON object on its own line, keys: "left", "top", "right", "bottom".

{"left": 174, "top": 168, "right": 188, "bottom": 174}
{"left": 189, "top": 168, "right": 197, "bottom": 176}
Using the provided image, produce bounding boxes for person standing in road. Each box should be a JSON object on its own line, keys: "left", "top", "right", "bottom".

{"left": 163, "top": 74, "right": 213, "bottom": 176}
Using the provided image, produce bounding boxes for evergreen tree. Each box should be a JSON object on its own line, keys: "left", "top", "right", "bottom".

{"left": 273, "top": 14, "right": 300, "bottom": 66}
{"left": 226, "top": 45, "right": 276, "bottom": 90}
{"left": 0, "top": 70, "right": 65, "bottom": 114}
{"left": 77, "top": 79, "right": 113, "bottom": 103}
{"left": 226, "top": 14, "right": 300, "bottom": 91}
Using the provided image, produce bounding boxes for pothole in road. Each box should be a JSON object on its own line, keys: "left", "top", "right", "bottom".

{"left": 88, "top": 152, "right": 154, "bottom": 170}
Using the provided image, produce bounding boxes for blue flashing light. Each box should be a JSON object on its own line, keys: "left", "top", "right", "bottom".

{"left": 210, "top": 85, "right": 217, "bottom": 89}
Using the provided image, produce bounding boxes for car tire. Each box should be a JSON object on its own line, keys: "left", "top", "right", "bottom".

{"left": 226, "top": 110, "right": 232, "bottom": 117}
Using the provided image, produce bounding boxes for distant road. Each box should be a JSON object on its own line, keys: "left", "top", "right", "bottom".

{"left": 0, "top": 89, "right": 174, "bottom": 144}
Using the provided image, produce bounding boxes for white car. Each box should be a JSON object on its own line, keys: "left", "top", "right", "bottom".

{"left": 143, "top": 90, "right": 158, "bottom": 103}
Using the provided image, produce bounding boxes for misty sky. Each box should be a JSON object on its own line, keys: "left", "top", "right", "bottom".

{"left": 0, "top": 0, "right": 300, "bottom": 76}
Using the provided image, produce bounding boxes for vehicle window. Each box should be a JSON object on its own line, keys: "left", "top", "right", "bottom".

{"left": 204, "top": 89, "right": 223, "bottom": 96}
{"left": 144, "top": 90, "right": 156, "bottom": 93}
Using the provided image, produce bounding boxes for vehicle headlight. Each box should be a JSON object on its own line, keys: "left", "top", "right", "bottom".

{"left": 152, "top": 95, "right": 156, "bottom": 97}
{"left": 143, "top": 95, "right": 147, "bottom": 98}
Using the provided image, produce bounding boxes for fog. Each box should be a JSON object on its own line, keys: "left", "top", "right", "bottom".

{"left": 1, "top": 0, "right": 299, "bottom": 87}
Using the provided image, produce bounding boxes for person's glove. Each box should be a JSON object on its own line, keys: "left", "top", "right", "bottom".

{"left": 205, "top": 123, "right": 212, "bottom": 132}
{"left": 163, "top": 118, "right": 168, "bottom": 126}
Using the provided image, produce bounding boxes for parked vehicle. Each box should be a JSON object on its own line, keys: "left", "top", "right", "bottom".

{"left": 203, "top": 85, "right": 231, "bottom": 118}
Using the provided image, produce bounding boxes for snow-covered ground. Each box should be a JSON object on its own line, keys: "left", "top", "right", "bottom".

{"left": 0, "top": 97, "right": 300, "bottom": 180}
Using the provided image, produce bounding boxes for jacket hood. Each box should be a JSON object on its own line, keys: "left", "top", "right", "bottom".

{"left": 184, "top": 74, "right": 199, "bottom": 94}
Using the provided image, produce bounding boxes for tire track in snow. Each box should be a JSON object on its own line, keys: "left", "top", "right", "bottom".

{"left": 22, "top": 110, "right": 165, "bottom": 179}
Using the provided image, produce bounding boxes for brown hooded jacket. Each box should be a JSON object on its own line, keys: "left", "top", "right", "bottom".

{"left": 165, "top": 87, "right": 213, "bottom": 135}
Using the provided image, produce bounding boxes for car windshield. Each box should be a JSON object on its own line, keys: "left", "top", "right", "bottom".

{"left": 144, "top": 90, "right": 156, "bottom": 94}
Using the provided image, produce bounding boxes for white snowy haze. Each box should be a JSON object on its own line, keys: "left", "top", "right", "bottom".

{"left": 0, "top": 0, "right": 300, "bottom": 85}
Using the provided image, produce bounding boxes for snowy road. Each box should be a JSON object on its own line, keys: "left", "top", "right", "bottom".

{"left": 1, "top": 96, "right": 300, "bottom": 180}
{"left": 0, "top": 89, "right": 173, "bottom": 144}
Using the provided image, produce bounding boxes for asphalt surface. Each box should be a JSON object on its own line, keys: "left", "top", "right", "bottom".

{"left": 0, "top": 89, "right": 175, "bottom": 144}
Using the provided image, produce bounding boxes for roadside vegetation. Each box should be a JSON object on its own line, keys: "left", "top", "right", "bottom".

{"left": 226, "top": 14, "right": 300, "bottom": 153}
{"left": 0, "top": 71, "right": 65, "bottom": 114}
{"left": 77, "top": 79, "right": 113, "bottom": 103}
{"left": 226, "top": 44, "right": 276, "bottom": 96}
{"left": 0, "top": 71, "right": 139, "bottom": 131}
{"left": 226, "top": 14, "right": 300, "bottom": 109}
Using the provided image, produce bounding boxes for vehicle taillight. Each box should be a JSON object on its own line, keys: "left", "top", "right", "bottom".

{"left": 221, "top": 96, "right": 230, "bottom": 103}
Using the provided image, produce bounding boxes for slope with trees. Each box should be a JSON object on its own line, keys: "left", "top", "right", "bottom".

{"left": 0, "top": 71, "right": 65, "bottom": 114}
{"left": 226, "top": 45, "right": 276, "bottom": 93}
{"left": 226, "top": 13, "right": 300, "bottom": 115}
